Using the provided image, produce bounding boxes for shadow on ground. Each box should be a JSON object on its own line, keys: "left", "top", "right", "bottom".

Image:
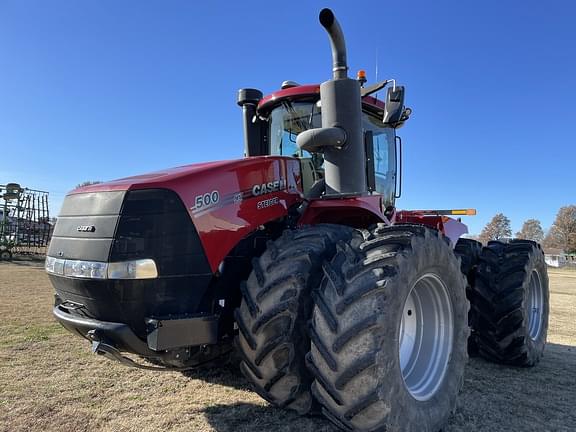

{"left": 204, "top": 402, "right": 337, "bottom": 432}
{"left": 445, "top": 342, "right": 576, "bottom": 431}
{"left": 203, "top": 343, "right": 576, "bottom": 432}
{"left": 181, "top": 361, "right": 252, "bottom": 392}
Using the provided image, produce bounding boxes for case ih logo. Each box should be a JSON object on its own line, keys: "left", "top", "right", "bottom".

{"left": 76, "top": 225, "right": 96, "bottom": 233}
{"left": 252, "top": 178, "right": 287, "bottom": 196}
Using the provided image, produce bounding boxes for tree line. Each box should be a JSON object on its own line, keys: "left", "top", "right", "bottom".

{"left": 477, "top": 205, "right": 576, "bottom": 253}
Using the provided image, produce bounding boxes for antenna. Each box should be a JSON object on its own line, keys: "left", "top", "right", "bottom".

{"left": 375, "top": 48, "right": 379, "bottom": 82}
{"left": 374, "top": 48, "right": 379, "bottom": 101}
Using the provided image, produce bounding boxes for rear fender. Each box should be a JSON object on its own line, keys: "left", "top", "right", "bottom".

{"left": 396, "top": 211, "right": 468, "bottom": 245}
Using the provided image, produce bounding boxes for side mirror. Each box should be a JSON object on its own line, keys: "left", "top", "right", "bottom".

{"left": 383, "top": 86, "right": 405, "bottom": 127}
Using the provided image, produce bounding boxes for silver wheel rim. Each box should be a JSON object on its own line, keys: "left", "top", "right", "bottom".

{"left": 399, "top": 273, "right": 454, "bottom": 401}
{"left": 527, "top": 269, "right": 544, "bottom": 340}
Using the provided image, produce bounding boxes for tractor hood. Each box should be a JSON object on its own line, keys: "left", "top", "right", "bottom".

{"left": 52, "top": 156, "right": 304, "bottom": 273}
{"left": 70, "top": 159, "right": 250, "bottom": 194}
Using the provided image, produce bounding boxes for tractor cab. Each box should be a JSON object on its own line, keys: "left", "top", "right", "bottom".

{"left": 239, "top": 83, "right": 405, "bottom": 208}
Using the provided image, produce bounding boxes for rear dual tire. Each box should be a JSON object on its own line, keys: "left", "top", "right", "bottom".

{"left": 471, "top": 240, "right": 549, "bottom": 366}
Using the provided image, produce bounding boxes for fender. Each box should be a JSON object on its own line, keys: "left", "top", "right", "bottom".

{"left": 298, "top": 198, "right": 469, "bottom": 245}
{"left": 299, "top": 195, "right": 386, "bottom": 227}
{"left": 396, "top": 210, "right": 469, "bottom": 245}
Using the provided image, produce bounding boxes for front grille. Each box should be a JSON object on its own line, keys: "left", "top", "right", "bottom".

{"left": 48, "top": 188, "right": 214, "bottom": 337}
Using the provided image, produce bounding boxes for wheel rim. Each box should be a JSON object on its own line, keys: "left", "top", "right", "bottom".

{"left": 399, "top": 273, "right": 454, "bottom": 401}
{"left": 527, "top": 269, "right": 544, "bottom": 340}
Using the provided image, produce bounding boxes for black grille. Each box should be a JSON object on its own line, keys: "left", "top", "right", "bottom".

{"left": 111, "top": 189, "right": 210, "bottom": 276}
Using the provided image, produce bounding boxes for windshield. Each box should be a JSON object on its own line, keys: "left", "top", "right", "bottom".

{"left": 269, "top": 101, "right": 322, "bottom": 158}
{"left": 268, "top": 100, "right": 396, "bottom": 205}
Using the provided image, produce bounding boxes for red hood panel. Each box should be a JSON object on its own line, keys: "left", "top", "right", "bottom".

{"left": 67, "top": 156, "right": 304, "bottom": 272}
{"left": 71, "top": 157, "right": 300, "bottom": 194}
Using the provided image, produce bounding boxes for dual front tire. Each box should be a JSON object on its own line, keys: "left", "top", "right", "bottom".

{"left": 234, "top": 225, "right": 354, "bottom": 414}
{"left": 236, "top": 224, "right": 469, "bottom": 431}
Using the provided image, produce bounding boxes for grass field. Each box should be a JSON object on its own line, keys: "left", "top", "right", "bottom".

{"left": 1, "top": 262, "right": 575, "bottom": 432}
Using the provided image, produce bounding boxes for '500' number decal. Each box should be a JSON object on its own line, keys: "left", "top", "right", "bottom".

{"left": 192, "top": 190, "right": 220, "bottom": 213}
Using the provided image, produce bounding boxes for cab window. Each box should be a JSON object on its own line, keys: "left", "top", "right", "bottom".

{"left": 363, "top": 114, "right": 396, "bottom": 206}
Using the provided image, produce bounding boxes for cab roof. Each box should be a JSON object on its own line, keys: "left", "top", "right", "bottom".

{"left": 257, "top": 84, "right": 385, "bottom": 117}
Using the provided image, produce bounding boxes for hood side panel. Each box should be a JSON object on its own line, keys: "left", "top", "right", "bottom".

{"left": 168, "top": 157, "right": 303, "bottom": 271}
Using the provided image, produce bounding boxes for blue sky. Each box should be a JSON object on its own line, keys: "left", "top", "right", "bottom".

{"left": 0, "top": 0, "right": 574, "bottom": 235}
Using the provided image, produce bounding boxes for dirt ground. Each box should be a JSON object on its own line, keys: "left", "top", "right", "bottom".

{"left": 0, "top": 261, "right": 574, "bottom": 432}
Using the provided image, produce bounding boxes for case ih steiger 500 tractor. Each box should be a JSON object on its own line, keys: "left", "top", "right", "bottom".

{"left": 46, "top": 9, "right": 549, "bottom": 431}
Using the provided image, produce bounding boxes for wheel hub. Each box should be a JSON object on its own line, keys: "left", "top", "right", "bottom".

{"left": 527, "top": 269, "right": 544, "bottom": 341}
{"left": 399, "top": 273, "right": 454, "bottom": 401}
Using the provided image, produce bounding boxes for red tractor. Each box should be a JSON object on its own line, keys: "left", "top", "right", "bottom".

{"left": 46, "top": 9, "right": 549, "bottom": 431}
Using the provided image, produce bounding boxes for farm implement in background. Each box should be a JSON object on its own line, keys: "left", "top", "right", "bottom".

{"left": 0, "top": 183, "right": 52, "bottom": 260}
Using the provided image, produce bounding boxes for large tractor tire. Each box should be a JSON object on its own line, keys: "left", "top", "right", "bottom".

{"left": 472, "top": 240, "right": 549, "bottom": 366}
{"left": 454, "top": 238, "right": 483, "bottom": 356}
{"left": 235, "top": 224, "right": 352, "bottom": 414}
{"left": 308, "top": 224, "right": 469, "bottom": 432}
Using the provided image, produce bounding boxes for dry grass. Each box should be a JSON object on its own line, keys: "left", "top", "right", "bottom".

{"left": 0, "top": 261, "right": 575, "bottom": 432}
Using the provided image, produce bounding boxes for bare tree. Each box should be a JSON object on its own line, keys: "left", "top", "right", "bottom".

{"left": 516, "top": 219, "right": 544, "bottom": 243}
{"left": 479, "top": 213, "right": 512, "bottom": 244}
{"left": 75, "top": 181, "right": 102, "bottom": 189}
{"left": 544, "top": 205, "right": 576, "bottom": 253}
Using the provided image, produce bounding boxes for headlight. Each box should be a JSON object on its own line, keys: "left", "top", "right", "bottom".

{"left": 45, "top": 256, "right": 65, "bottom": 275}
{"left": 45, "top": 257, "right": 158, "bottom": 280}
{"left": 64, "top": 259, "right": 108, "bottom": 279}
{"left": 107, "top": 259, "right": 158, "bottom": 279}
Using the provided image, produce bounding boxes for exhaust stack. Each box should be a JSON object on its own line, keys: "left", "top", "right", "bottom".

{"left": 298, "top": 8, "right": 366, "bottom": 196}
{"left": 319, "top": 8, "right": 348, "bottom": 80}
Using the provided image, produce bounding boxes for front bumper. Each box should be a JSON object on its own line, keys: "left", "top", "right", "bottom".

{"left": 53, "top": 304, "right": 155, "bottom": 356}
{"left": 53, "top": 303, "right": 219, "bottom": 356}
